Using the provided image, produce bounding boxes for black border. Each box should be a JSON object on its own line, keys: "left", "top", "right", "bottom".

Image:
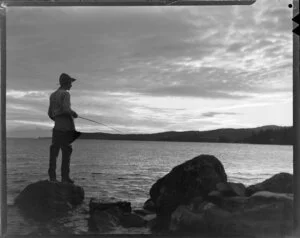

{"left": 2, "top": 0, "right": 256, "bottom": 7}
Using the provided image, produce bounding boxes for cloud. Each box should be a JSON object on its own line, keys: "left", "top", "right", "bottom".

{"left": 5, "top": 0, "right": 292, "bottom": 136}
{"left": 201, "top": 112, "right": 239, "bottom": 118}
{"left": 8, "top": 2, "right": 292, "bottom": 97}
{"left": 7, "top": 90, "right": 49, "bottom": 99}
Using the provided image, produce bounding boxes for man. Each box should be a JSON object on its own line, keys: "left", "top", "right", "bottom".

{"left": 48, "top": 73, "right": 81, "bottom": 183}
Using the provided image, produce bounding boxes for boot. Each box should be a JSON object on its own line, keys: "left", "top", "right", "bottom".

{"left": 61, "top": 144, "right": 73, "bottom": 184}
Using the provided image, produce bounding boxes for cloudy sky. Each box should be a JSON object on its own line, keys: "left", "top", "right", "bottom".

{"left": 6, "top": 0, "right": 292, "bottom": 137}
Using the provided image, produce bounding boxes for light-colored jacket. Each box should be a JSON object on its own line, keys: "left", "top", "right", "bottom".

{"left": 48, "top": 88, "right": 76, "bottom": 131}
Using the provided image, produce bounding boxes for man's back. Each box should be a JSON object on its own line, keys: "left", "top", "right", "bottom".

{"left": 48, "top": 88, "right": 75, "bottom": 131}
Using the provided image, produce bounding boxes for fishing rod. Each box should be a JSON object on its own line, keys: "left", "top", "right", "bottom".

{"left": 78, "top": 116, "right": 123, "bottom": 134}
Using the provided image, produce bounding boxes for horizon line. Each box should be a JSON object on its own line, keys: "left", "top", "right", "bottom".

{"left": 7, "top": 124, "right": 292, "bottom": 139}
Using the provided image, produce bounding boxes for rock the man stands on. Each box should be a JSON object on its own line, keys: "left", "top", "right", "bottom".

{"left": 48, "top": 73, "right": 81, "bottom": 184}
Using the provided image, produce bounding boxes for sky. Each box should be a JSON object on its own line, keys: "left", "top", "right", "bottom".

{"left": 5, "top": 0, "right": 293, "bottom": 137}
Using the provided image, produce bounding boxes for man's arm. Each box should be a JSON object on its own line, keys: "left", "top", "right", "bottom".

{"left": 62, "top": 92, "right": 78, "bottom": 118}
{"left": 48, "top": 97, "right": 55, "bottom": 121}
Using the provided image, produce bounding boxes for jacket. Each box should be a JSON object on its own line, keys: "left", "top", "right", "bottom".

{"left": 48, "top": 88, "right": 76, "bottom": 131}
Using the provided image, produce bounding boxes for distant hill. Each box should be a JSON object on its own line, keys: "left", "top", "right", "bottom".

{"left": 79, "top": 125, "right": 293, "bottom": 145}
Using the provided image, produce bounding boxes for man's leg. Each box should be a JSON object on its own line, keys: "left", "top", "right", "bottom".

{"left": 61, "top": 144, "right": 74, "bottom": 183}
{"left": 48, "top": 143, "right": 60, "bottom": 181}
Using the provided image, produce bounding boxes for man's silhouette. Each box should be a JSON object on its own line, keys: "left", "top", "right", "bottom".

{"left": 48, "top": 73, "right": 81, "bottom": 183}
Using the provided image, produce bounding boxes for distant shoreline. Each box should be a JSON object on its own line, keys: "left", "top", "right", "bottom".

{"left": 8, "top": 125, "right": 293, "bottom": 146}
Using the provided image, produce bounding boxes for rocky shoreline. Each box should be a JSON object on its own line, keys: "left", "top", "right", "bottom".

{"left": 14, "top": 154, "right": 294, "bottom": 236}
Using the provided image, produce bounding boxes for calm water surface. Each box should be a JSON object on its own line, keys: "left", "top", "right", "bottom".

{"left": 6, "top": 139, "right": 293, "bottom": 234}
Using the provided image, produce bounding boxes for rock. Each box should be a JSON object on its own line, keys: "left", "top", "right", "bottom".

{"left": 133, "top": 209, "right": 154, "bottom": 216}
{"left": 143, "top": 198, "right": 156, "bottom": 212}
{"left": 88, "top": 206, "right": 122, "bottom": 232}
{"left": 89, "top": 198, "right": 131, "bottom": 213}
{"left": 230, "top": 199, "right": 293, "bottom": 236}
{"left": 216, "top": 182, "right": 246, "bottom": 197}
{"left": 206, "top": 192, "right": 293, "bottom": 236}
{"left": 189, "top": 196, "right": 205, "bottom": 212}
{"left": 204, "top": 204, "right": 233, "bottom": 231}
{"left": 143, "top": 214, "right": 157, "bottom": 222}
{"left": 166, "top": 190, "right": 293, "bottom": 236}
{"left": 247, "top": 191, "right": 293, "bottom": 211}
{"left": 207, "top": 191, "right": 223, "bottom": 205}
{"left": 149, "top": 154, "right": 227, "bottom": 216}
{"left": 246, "top": 172, "right": 293, "bottom": 196}
{"left": 218, "top": 196, "right": 249, "bottom": 212}
{"left": 88, "top": 198, "right": 146, "bottom": 232}
{"left": 250, "top": 191, "right": 293, "bottom": 201}
{"left": 203, "top": 204, "right": 249, "bottom": 236}
{"left": 169, "top": 205, "right": 207, "bottom": 232}
{"left": 14, "top": 180, "right": 84, "bottom": 219}
{"left": 120, "top": 213, "right": 146, "bottom": 228}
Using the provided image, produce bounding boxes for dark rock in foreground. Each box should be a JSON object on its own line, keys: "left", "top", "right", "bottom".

{"left": 149, "top": 154, "right": 227, "bottom": 216}
{"left": 169, "top": 177, "right": 293, "bottom": 236}
{"left": 145, "top": 154, "right": 293, "bottom": 236}
{"left": 246, "top": 172, "right": 293, "bottom": 196}
{"left": 14, "top": 180, "right": 84, "bottom": 219}
{"left": 170, "top": 191, "right": 293, "bottom": 236}
{"left": 88, "top": 198, "right": 147, "bottom": 232}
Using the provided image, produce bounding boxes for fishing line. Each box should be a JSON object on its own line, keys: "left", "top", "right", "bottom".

{"left": 78, "top": 116, "right": 123, "bottom": 134}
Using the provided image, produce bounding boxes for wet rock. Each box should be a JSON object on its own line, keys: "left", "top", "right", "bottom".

{"left": 14, "top": 180, "right": 84, "bottom": 220}
{"left": 88, "top": 198, "right": 146, "bottom": 232}
{"left": 247, "top": 191, "right": 293, "bottom": 211}
{"left": 149, "top": 215, "right": 171, "bottom": 233}
{"left": 133, "top": 209, "right": 154, "bottom": 216}
{"left": 169, "top": 205, "right": 207, "bottom": 232}
{"left": 216, "top": 182, "right": 246, "bottom": 197}
{"left": 120, "top": 213, "right": 146, "bottom": 228}
{"left": 207, "top": 191, "right": 223, "bottom": 205}
{"left": 218, "top": 196, "right": 249, "bottom": 212}
{"left": 246, "top": 172, "right": 293, "bottom": 196}
{"left": 149, "top": 154, "right": 227, "bottom": 216}
{"left": 143, "top": 214, "right": 157, "bottom": 222}
{"left": 143, "top": 198, "right": 156, "bottom": 212}
{"left": 189, "top": 196, "right": 205, "bottom": 212}
{"left": 89, "top": 198, "right": 131, "bottom": 213}
{"left": 204, "top": 204, "right": 233, "bottom": 232}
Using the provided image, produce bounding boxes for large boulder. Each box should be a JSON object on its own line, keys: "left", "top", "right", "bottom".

{"left": 152, "top": 159, "right": 293, "bottom": 236}
{"left": 88, "top": 198, "right": 146, "bottom": 232}
{"left": 14, "top": 180, "right": 84, "bottom": 220}
{"left": 149, "top": 154, "right": 227, "bottom": 216}
{"left": 246, "top": 172, "right": 293, "bottom": 196}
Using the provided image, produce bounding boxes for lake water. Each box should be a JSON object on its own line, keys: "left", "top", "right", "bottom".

{"left": 6, "top": 138, "right": 293, "bottom": 235}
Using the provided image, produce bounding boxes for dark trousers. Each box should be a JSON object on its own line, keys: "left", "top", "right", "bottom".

{"left": 48, "top": 129, "right": 81, "bottom": 180}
